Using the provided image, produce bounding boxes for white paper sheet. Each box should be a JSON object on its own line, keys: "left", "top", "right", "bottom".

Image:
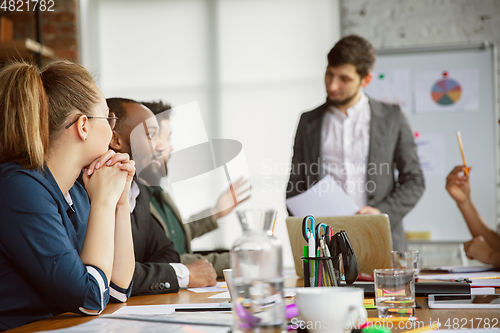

{"left": 112, "top": 303, "right": 232, "bottom": 316}
{"left": 286, "top": 175, "right": 360, "bottom": 217}
{"left": 471, "top": 287, "right": 496, "bottom": 295}
{"left": 208, "top": 291, "right": 230, "bottom": 299}
{"left": 470, "top": 280, "right": 500, "bottom": 287}
{"left": 414, "top": 69, "right": 479, "bottom": 113}
{"left": 37, "top": 317, "right": 231, "bottom": 333}
{"left": 364, "top": 69, "right": 410, "bottom": 113}
{"left": 415, "top": 133, "right": 446, "bottom": 176}
{"left": 208, "top": 288, "right": 297, "bottom": 300}
{"left": 188, "top": 282, "right": 227, "bottom": 293}
{"left": 112, "top": 304, "right": 175, "bottom": 315}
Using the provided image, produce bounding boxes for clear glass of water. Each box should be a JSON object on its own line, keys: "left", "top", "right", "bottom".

{"left": 391, "top": 250, "right": 419, "bottom": 278}
{"left": 374, "top": 268, "right": 415, "bottom": 318}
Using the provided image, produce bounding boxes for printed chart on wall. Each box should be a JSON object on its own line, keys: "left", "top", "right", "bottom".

{"left": 364, "top": 69, "right": 410, "bottom": 113}
{"left": 414, "top": 132, "right": 445, "bottom": 177}
{"left": 414, "top": 69, "right": 479, "bottom": 113}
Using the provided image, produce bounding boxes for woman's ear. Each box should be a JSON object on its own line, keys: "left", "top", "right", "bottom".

{"left": 109, "top": 130, "right": 122, "bottom": 151}
{"left": 76, "top": 116, "right": 89, "bottom": 141}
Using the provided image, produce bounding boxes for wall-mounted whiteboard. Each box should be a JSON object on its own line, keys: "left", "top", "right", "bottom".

{"left": 365, "top": 42, "right": 498, "bottom": 241}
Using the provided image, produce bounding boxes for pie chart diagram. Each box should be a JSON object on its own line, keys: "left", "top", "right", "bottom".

{"left": 431, "top": 78, "right": 462, "bottom": 106}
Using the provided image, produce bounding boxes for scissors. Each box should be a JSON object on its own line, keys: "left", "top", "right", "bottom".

{"left": 302, "top": 215, "right": 315, "bottom": 243}
{"left": 315, "top": 223, "right": 329, "bottom": 249}
{"left": 302, "top": 215, "right": 316, "bottom": 287}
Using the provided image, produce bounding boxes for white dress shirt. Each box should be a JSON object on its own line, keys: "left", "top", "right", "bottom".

{"left": 321, "top": 92, "right": 371, "bottom": 209}
{"left": 130, "top": 181, "right": 190, "bottom": 288}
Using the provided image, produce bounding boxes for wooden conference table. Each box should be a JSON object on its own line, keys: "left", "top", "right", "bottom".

{"left": 7, "top": 275, "right": 500, "bottom": 332}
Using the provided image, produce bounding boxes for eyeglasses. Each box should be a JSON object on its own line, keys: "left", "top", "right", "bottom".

{"left": 65, "top": 111, "right": 118, "bottom": 130}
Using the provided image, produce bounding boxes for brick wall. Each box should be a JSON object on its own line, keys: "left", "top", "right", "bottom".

{"left": 0, "top": 0, "right": 79, "bottom": 61}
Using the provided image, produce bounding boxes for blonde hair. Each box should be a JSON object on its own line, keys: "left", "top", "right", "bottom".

{"left": 0, "top": 60, "right": 99, "bottom": 169}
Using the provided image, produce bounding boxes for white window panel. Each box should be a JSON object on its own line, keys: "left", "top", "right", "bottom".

{"left": 98, "top": 86, "right": 214, "bottom": 138}
{"left": 97, "top": 0, "right": 209, "bottom": 90}
{"left": 220, "top": 82, "right": 326, "bottom": 177}
{"left": 80, "top": 0, "right": 341, "bottom": 269}
{"left": 218, "top": 0, "right": 340, "bottom": 84}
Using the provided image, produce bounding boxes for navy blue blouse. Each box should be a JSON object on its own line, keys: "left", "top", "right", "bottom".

{"left": 0, "top": 162, "right": 131, "bottom": 331}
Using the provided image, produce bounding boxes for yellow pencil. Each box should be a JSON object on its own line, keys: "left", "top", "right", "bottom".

{"left": 271, "top": 215, "right": 277, "bottom": 234}
{"left": 456, "top": 131, "right": 468, "bottom": 175}
{"left": 469, "top": 276, "right": 500, "bottom": 280}
{"left": 366, "top": 317, "right": 417, "bottom": 323}
{"left": 403, "top": 322, "right": 441, "bottom": 333}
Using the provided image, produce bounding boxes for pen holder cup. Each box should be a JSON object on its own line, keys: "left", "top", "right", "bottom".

{"left": 302, "top": 255, "right": 341, "bottom": 287}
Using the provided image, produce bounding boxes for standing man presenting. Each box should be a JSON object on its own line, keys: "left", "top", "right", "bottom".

{"left": 287, "top": 35, "right": 425, "bottom": 250}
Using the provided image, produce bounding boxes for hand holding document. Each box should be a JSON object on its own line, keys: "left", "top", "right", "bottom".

{"left": 286, "top": 175, "right": 360, "bottom": 217}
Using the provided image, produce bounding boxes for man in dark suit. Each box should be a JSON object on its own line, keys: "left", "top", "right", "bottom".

{"left": 108, "top": 99, "right": 218, "bottom": 295}
{"left": 140, "top": 100, "right": 248, "bottom": 278}
{"left": 287, "top": 35, "right": 425, "bottom": 250}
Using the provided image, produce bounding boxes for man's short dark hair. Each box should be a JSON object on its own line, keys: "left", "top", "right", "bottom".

{"left": 141, "top": 100, "right": 172, "bottom": 120}
{"left": 106, "top": 97, "right": 138, "bottom": 133}
{"left": 327, "top": 35, "right": 376, "bottom": 78}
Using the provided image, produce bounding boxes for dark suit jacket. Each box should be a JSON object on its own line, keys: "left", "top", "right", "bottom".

{"left": 150, "top": 192, "right": 230, "bottom": 278}
{"left": 131, "top": 182, "right": 181, "bottom": 296}
{"left": 287, "top": 98, "right": 425, "bottom": 250}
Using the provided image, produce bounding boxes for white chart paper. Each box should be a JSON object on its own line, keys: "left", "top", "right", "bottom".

{"left": 414, "top": 69, "right": 479, "bottom": 113}
{"left": 286, "top": 175, "right": 360, "bottom": 217}
{"left": 364, "top": 69, "right": 410, "bottom": 113}
{"left": 415, "top": 133, "right": 446, "bottom": 176}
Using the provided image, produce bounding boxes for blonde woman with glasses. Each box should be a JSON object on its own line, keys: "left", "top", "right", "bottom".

{"left": 0, "top": 61, "right": 135, "bottom": 331}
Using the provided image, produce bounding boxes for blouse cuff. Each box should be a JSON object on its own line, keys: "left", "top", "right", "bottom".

{"left": 110, "top": 280, "right": 133, "bottom": 303}
{"left": 79, "top": 265, "right": 109, "bottom": 315}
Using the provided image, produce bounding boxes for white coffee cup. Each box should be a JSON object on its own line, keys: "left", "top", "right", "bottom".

{"left": 296, "top": 287, "right": 367, "bottom": 333}
{"left": 223, "top": 269, "right": 233, "bottom": 300}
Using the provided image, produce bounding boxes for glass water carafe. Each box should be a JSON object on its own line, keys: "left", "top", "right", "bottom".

{"left": 230, "top": 209, "right": 286, "bottom": 333}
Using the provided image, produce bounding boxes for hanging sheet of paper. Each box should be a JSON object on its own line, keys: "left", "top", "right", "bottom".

{"left": 414, "top": 132, "right": 446, "bottom": 176}
{"left": 414, "top": 69, "right": 479, "bottom": 113}
{"left": 364, "top": 69, "right": 411, "bottom": 113}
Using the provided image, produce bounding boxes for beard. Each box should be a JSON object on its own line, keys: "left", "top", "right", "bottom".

{"left": 325, "top": 83, "right": 362, "bottom": 108}
{"left": 137, "top": 156, "right": 168, "bottom": 186}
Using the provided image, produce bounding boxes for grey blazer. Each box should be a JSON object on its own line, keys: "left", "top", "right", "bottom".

{"left": 286, "top": 98, "right": 425, "bottom": 250}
